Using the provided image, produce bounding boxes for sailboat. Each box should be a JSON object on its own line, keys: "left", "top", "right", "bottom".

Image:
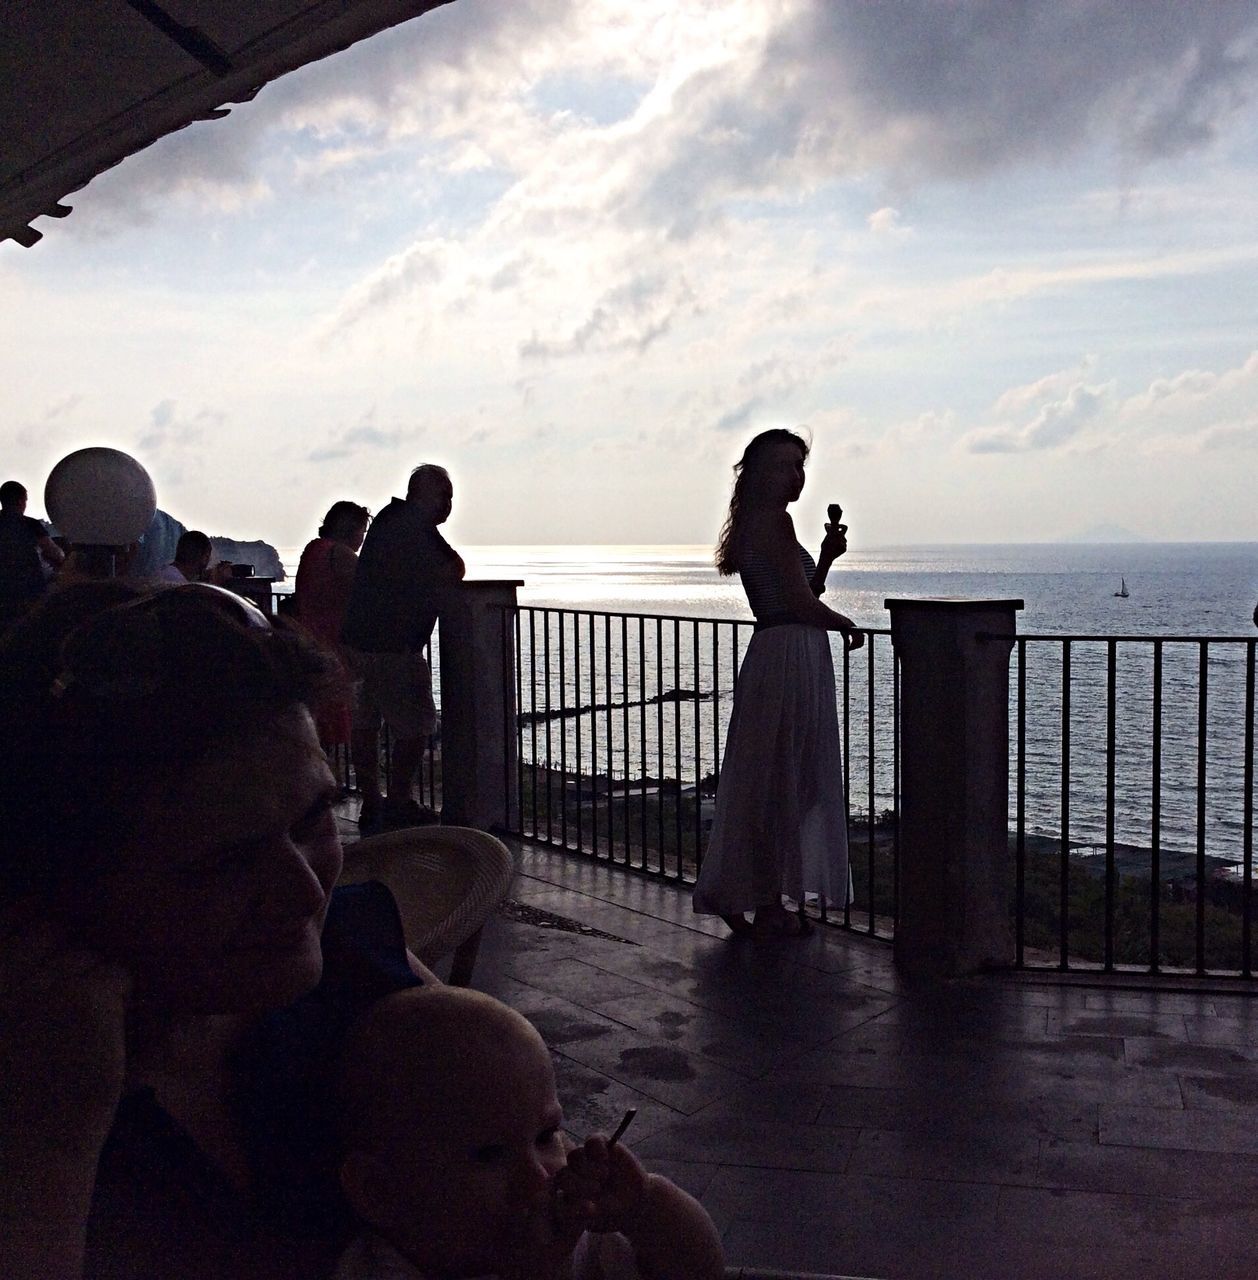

{"left": 1114, "top": 577, "right": 1129, "bottom": 598}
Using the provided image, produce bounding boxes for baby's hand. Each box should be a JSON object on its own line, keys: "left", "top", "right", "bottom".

{"left": 554, "top": 1135, "right": 651, "bottom": 1236}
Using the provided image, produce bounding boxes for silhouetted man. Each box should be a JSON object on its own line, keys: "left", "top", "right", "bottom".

{"left": 153, "top": 530, "right": 216, "bottom": 584}
{"left": 0, "top": 480, "right": 64, "bottom": 627}
{"left": 342, "top": 465, "right": 465, "bottom": 830}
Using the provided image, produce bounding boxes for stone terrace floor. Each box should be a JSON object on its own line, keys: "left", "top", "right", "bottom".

{"left": 349, "top": 816, "right": 1258, "bottom": 1279}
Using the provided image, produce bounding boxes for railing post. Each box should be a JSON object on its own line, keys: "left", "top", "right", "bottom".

{"left": 438, "top": 580, "right": 522, "bottom": 832}
{"left": 885, "top": 597, "right": 1023, "bottom": 978}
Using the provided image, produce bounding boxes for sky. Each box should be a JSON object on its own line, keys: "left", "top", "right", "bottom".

{"left": 2, "top": 0, "right": 1258, "bottom": 549}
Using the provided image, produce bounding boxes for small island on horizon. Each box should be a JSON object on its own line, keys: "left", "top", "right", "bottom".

{"left": 1059, "top": 522, "right": 1150, "bottom": 544}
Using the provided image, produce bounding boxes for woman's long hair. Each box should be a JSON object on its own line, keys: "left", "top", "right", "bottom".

{"left": 318, "top": 501, "right": 371, "bottom": 543}
{"left": 714, "top": 428, "right": 809, "bottom": 575}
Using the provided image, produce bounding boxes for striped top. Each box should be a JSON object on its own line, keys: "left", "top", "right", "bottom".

{"left": 739, "top": 543, "right": 817, "bottom": 621}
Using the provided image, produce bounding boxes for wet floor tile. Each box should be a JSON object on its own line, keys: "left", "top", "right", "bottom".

{"left": 1100, "top": 1103, "right": 1258, "bottom": 1155}
{"left": 1046, "top": 1009, "right": 1189, "bottom": 1039}
{"left": 635, "top": 1112, "right": 857, "bottom": 1173}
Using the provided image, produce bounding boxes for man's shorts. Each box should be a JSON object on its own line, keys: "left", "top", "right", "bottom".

{"left": 347, "top": 648, "right": 437, "bottom": 739}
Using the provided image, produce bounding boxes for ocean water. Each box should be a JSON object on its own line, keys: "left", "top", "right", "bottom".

{"left": 458, "top": 541, "right": 1258, "bottom": 637}
{"left": 284, "top": 542, "right": 1258, "bottom": 862}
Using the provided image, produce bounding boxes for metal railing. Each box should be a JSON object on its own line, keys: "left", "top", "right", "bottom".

{"left": 506, "top": 606, "right": 898, "bottom": 937}
{"left": 508, "top": 610, "right": 1257, "bottom": 973}
{"left": 1012, "top": 634, "right": 1257, "bottom": 976}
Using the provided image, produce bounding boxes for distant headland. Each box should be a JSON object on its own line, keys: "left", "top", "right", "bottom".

{"left": 1059, "top": 523, "right": 1150, "bottom": 544}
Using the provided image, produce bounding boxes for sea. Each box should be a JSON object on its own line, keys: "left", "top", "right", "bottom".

{"left": 281, "top": 542, "right": 1258, "bottom": 865}
{"left": 279, "top": 541, "right": 1258, "bottom": 634}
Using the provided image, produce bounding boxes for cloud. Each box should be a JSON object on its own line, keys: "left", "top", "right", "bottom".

{"left": 10, "top": 394, "right": 83, "bottom": 449}
{"left": 130, "top": 399, "right": 225, "bottom": 485}
{"left": 964, "top": 381, "right": 1115, "bottom": 453}
{"left": 867, "top": 206, "right": 909, "bottom": 237}
{"left": 322, "top": 239, "right": 452, "bottom": 335}
{"left": 763, "top": 0, "right": 1258, "bottom": 178}
{"left": 961, "top": 348, "right": 1258, "bottom": 459}
{"left": 518, "top": 271, "right": 694, "bottom": 359}
{"left": 709, "top": 345, "right": 846, "bottom": 434}
{"left": 601, "top": 1, "right": 1258, "bottom": 238}
{"left": 992, "top": 358, "right": 1099, "bottom": 417}
{"left": 1120, "top": 349, "right": 1258, "bottom": 419}
{"left": 1199, "top": 416, "right": 1258, "bottom": 451}
{"left": 135, "top": 399, "right": 222, "bottom": 454}
{"left": 1116, "top": 348, "right": 1258, "bottom": 453}
{"left": 307, "top": 413, "right": 411, "bottom": 463}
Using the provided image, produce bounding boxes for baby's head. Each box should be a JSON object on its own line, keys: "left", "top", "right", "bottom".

{"left": 338, "top": 986, "right": 569, "bottom": 1276}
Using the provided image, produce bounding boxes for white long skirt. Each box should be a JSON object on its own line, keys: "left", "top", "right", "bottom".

{"left": 692, "top": 624, "right": 849, "bottom": 916}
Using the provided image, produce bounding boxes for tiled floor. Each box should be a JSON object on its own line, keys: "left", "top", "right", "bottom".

{"left": 425, "top": 838, "right": 1258, "bottom": 1280}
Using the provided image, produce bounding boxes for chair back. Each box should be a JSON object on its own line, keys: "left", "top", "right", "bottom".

{"left": 339, "top": 826, "right": 514, "bottom": 976}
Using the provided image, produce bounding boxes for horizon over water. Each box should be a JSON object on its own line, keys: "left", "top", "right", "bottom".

{"left": 280, "top": 540, "right": 1258, "bottom": 634}
{"left": 455, "top": 541, "right": 1258, "bottom": 637}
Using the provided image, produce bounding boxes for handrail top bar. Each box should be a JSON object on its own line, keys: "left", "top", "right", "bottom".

{"left": 1014, "top": 632, "right": 1258, "bottom": 643}
{"left": 884, "top": 596, "right": 1025, "bottom": 610}
{"left": 489, "top": 601, "right": 891, "bottom": 632}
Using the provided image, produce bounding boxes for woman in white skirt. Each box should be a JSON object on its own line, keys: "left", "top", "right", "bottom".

{"left": 693, "top": 428, "right": 863, "bottom": 938}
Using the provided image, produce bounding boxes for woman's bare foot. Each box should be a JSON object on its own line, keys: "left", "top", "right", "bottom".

{"left": 751, "top": 905, "right": 813, "bottom": 938}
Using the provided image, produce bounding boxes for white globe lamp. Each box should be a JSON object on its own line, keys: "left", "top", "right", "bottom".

{"left": 44, "top": 447, "right": 156, "bottom": 547}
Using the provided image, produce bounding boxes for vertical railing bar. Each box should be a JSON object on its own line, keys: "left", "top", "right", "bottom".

{"left": 707, "top": 620, "right": 721, "bottom": 883}
{"left": 673, "top": 618, "right": 683, "bottom": 881}
{"left": 1059, "top": 640, "right": 1072, "bottom": 972}
{"left": 867, "top": 634, "right": 876, "bottom": 935}
{"left": 843, "top": 637, "right": 852, "bottom": 929}
{"left": 604, "top": 615, "right": 615, "bottom": 864}
{"left": 622, "top": 615, "right": 632, "bottom": 868}
{"left": 1195, "top": 640, "right": 1208, "bottom": 975}
{"left": 558, "top": 611, "right": 568, "bottom": 850}
{"left": 639, "top": 617, "right": 648, "bottom": 871}
{"left": 500, "top": 607, "right": 512, "bottom": 831}
{"left": 574, "top": 611, "right": 584, "bottom": 857}
{"left": 1016, "top": 638, "right": 1026, "bottom": 968}
{"left": 423, "top": 637, "right": 434, "bottom": 807}
{"left": 514, "top": 609, "right": 524, "bottom": 838}
{"left": 543, "top": 610, "right": 553, "bottom": 843}
{"left": 693, "top": 619, "right": 702, "bottom": 887}
{"left": 529, "top": 610, "right": 539, "bottom": 840}
{"left": 892, "top": 646, "right": 900, "bottom": 932}
{"left": 656, "top": 620, "right": 665, "bottom": 874}
{"left": 1243, "top": 639, "right": 1255, "bottom": 978}
{"left": 589, "top": 612, "right": 598, "bottom": 860}
{"left": 1150, "top": 640, "right": 1162, "bottom": 974}
{"left": 1104, "top": 639, "right": 1117, "bottom": 972}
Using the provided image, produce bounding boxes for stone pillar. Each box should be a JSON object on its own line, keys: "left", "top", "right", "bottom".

{"left": 438, "top": 580, "right": 521, "bottom": 832}
{"left": 885, "top": 598, "right": 1023, "bottom": 978}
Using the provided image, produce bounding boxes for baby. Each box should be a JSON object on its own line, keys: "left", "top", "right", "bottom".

{"left": 334, "top": 986, "right": 725, "bottom": 1280}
